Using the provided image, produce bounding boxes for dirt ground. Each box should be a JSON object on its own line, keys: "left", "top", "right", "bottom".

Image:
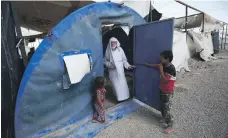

{"left": 95, "top": 50, "right": 228, "bottom": 138}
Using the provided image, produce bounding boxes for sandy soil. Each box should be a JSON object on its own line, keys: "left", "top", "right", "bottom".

{"left": 95, "top": 50, "right": 228, "bottom": 138}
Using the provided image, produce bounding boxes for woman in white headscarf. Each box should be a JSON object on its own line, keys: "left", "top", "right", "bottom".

{"left": 104, "top": 37, "right": 135, "bottom": 102}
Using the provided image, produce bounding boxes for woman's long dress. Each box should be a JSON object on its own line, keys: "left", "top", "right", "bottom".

{"left": 93, "top": 88, "right": 106, "bottom": 123}
{"left": 105, "top": 47, "right": 130, "bottom": 101}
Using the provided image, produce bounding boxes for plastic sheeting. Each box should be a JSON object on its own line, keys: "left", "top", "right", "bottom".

{"left": 172, "top": 30, "right": 190, "bottom": 72}
{"left": 174, "top": 14, "right": 222, "bottom": 32}
{"left": 187, "top": 30, "right": 216, "bottom": 61}
{"left": 63, "top": 53, "right": 91, "bottom": 84}
{"left": 42, "top": 99, "right": 141, "bottom": 138}
{"left": 15, "top": 2, "right": 146, "bottom": 138}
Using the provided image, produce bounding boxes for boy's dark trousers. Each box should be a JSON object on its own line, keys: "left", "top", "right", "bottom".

{"left": 160, "top": 90, "right": 173, "bottom": 127}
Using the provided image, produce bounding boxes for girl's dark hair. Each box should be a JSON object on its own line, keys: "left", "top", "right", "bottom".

{"left": 95, "top": 77, "right": 106, "bottom": 89}
{"left": 160, "top": 50, "right": 173, "bottom": 62}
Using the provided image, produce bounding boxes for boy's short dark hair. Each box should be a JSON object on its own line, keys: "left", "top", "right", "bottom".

{"left": 160, "top": 50, "right": 173, "bottom": 62}
{"left": 95, "top": 77, "right": 106, "bottom": 89}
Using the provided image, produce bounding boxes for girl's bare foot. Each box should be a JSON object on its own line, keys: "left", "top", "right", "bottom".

{"left": 103, "top": 121, "right": 109, "bottom": 124}
{"left": 92, "top": 120, "right": 98, "bottom": 123}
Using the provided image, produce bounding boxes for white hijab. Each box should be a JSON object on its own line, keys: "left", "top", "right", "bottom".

{"left": 105, "top": 37, "right": 121, "bottom": 65}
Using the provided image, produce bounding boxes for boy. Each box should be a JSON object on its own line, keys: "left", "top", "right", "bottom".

{"left": 145, "top": 50, "right": 176, "bottom": 133}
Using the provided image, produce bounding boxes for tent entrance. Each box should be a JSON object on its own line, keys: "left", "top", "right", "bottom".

{"left": 101, "top": 19, "right": 174, "bottom": 111}
{"left": 101, "top": 23, "right": 134, "bottom": 109}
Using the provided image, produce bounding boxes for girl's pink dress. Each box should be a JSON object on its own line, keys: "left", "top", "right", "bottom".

{"left": 93, "top": 88, "right": 106, "bottom": 123}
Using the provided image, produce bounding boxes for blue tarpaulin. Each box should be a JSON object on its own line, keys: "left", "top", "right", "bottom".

{"left": 15, "top": 2, "right": 146, "bottom": 138}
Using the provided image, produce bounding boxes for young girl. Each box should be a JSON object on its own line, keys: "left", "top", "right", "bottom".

{"left": 92, "top": 77, "right": 108, "bottom": 124}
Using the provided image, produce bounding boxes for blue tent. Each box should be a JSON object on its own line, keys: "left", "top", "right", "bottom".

{"left": 15, "top": 2, "right": 147, "bottom": 138}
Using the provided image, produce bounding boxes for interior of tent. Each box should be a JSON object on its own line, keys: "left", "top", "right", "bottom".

{"left": 101, "top": 23, "right": 134, "bottom": 109}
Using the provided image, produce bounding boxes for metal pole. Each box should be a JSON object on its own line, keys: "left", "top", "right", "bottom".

{"left": 202, "top": 13, "right": 204, "bottom": 32}
{"left": 185, "top": 6, "right": 188, "bottom": 40}
{"left": 10, "top": 2, "right": 28, "bottom": 66}
{"left": 224, "top": 24, "right": 227, "bottom": 49}
{"left": 150, "top": 0, "right": 152, "bottom": 22}
{"left": 221, "top": 24, "right": 224, "bottom": 49}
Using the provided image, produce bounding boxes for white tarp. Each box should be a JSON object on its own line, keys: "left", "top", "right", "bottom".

{"left": 63, "top": 53, "right": 91, "bottom": 84}
{"left": 203, "top": 15, "right": 223, "bottom": 32}
{"left": 122, "top": 1, "right": 151, "bottom": 18}
{"left": 172, "top": 30, "right": 190, "bottom": 72}
{"left": 174, "top": 13, "right": 222, "bottom": 32}
{"left": 187, "top": 30, "right": 216, "bottom": 61}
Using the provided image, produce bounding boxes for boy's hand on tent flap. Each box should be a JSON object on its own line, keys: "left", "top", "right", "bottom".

{"left": 144, "top": 62, "right": 150, "bottom": 67}
{"left": 144, "top": 62, "right": 160, "bottom": 69}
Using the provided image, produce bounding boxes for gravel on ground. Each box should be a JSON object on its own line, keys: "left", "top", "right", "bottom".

{"left": 95, "top": 50, "right": 228, "bottom": 138}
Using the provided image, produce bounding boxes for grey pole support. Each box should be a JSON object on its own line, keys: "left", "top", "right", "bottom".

{"left": 224, "top": 24, "right": 227, "bottom": 49}
{"left": 10, "top": 1, "right": 28, "bottom": 66}
{"left": 185, "top": 6, "right": 188, "bottom": 40}
{"left": 202, "top": 13, "right": 204, "bottom": 33}
{"left": 221, "top": 24, "right": 224, "bottom": 49}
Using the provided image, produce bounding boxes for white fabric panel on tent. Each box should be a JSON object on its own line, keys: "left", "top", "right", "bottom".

{"left": 172, "top": 30, "right": 190, "bottom": 72}
{"left": 174, "top": 14, "right": 222, "bottom": 32}
{"left": 121, "top": 1, "right": 151, "bottom": 18}
{"left": 174, "top": 14, "right": 203, "bottom": 29}
{"left": 203, "top": 15, "right": 223, "bottom": 32}
{"left": 121, "top": 26, "right": 130, "bottom": 35}
{"left": 187, "top": 30, "right": 216, "bottom": 61}
{"left": 63, "top": 53, "right": 91, "bottom": 84}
